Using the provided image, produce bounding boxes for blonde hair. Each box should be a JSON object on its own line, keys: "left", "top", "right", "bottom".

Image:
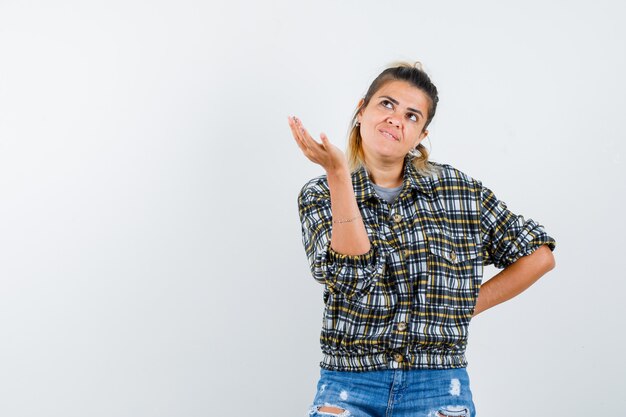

{"left": 346, "top": 61, "right": 440, "bottom": 176}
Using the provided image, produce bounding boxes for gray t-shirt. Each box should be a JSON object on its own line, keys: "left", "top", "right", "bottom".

{"left": 372, "top": 182, "right": 403, "bottom": 204}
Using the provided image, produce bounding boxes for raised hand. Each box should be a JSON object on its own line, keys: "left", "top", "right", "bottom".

{"left": 288, "top": 116, "right": 348, "bottom": 174}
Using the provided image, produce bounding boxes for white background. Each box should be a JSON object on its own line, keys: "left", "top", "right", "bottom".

{"left": 1, "top": 0, "right": 624, "bottom": 416}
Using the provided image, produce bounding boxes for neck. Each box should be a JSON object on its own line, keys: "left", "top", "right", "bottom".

{"left": 364, "top": 156, "right": 405, "bottom": 188}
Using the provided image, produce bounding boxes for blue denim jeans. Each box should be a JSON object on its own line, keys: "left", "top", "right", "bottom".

{"left": 307, "top": 367, "right": 476, "bottom": 417}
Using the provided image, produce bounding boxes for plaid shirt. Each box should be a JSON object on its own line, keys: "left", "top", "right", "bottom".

{"left": 298, "top": 158, "right": 556, "bottom": 371}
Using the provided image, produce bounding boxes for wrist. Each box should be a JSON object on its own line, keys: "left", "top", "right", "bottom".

{"left": 325, "top": 163, "right": 350, "bottom": 178}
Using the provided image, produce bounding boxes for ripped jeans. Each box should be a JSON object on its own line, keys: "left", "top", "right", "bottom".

{"left": 307, "top": 367, "right": 476, "bottom": 417}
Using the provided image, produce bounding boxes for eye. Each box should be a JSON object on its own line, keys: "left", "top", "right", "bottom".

{"left": 407, "top": 113, "right": 418, "bottom": 122}
{"left": 381, "top": 99, "right": 393, "bottom": 109}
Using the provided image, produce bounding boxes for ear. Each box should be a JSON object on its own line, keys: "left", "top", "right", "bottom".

{"left": 414, "top": 129, "right": 428, "bottom": 147}
{"left": 356, "top": 98, "right": 365, "bottom": 122}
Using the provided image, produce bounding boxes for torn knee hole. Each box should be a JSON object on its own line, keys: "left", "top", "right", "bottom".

{"left": 317, "top": 405, "right": 346, "bottom": 415}
{"left": 436, "top": 406, "right": 469, "bottom": 417}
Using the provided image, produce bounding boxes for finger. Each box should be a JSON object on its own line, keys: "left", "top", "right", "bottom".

{"left": 289, "top": 117, "right": 321, "bottom": 163}
{"left": 320, "top": 132, "right": 329, "bottom": 148}
{"left": 289, "top": 116, "right": 307, "bottom": 146}
{"left": 288, "top": 116, "right": 309, "bottom": 152}
{"left": 296, "top": 118, "right": 323, "bottom": 151}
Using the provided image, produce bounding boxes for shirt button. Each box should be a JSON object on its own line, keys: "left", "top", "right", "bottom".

{"left": 393, "top": 353, "right": 404, "bottom": 363}
{"left": 392, "top": 213, "right": 402, "bottom": 223}
{"left": 402, "top": 249, "right": 410, "bottom": 258}
{"left": 397, "top": 322, "right": 407, "bottom": 331}
{"left": 449, "top": 250, "right": 457, "bottom": 262}
{"left": 499, "top": 201, "right": 507, "bottom": 209}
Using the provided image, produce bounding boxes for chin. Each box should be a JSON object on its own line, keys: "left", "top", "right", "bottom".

{"left": 362, "top": 141, "right": 404, "bottom": 160}
{"left": 366, "top": 150, "right": 404, "bottom": 163}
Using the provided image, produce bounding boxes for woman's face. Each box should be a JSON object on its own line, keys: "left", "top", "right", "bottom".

{"left": 357, "top": 80, "right": 431, "bottom": 164}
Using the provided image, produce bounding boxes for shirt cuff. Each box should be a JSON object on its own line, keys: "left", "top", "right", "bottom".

{"left": 327, "top": 245, "right": 377, "bottom": 268}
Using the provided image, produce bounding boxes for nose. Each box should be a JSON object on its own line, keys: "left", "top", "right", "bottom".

{"left": 387, "top": 117, "right": 400, "bottom": 127}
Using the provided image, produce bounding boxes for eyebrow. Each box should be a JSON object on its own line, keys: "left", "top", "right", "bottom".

{"left": 379, "top": 95, "right": 423, "bottom": 118}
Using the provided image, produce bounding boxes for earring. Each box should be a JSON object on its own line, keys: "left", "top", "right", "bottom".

{"left": 355, "top": 121, "right": 361, "bottom": 127}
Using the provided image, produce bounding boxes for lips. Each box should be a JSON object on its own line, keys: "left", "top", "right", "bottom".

{"left": 379, "top": 128, "right": 399, "bottom": 141}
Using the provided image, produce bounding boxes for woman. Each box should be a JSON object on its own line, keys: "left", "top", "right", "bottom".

{"left": 288, "top": 62, "right": 556, "bottom": 417}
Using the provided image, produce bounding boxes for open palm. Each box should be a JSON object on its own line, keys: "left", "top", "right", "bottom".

{"left": 288, "top": 116, "right": 347, "bottom": 173}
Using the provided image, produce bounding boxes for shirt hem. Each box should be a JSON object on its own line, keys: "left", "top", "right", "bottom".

{"left": 320, "top": 351, "right": 468, "bottom": 372}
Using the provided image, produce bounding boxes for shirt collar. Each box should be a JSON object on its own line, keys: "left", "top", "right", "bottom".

{"left": 352, "top": 157, "right": 434, "bottom": 203}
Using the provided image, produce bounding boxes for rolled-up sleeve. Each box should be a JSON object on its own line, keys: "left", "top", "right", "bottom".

{"left": 297, "top": 183, "right": 384, "bottom": 298}
{"left": 480, "top": 184, "right": 556, "bottom": 269}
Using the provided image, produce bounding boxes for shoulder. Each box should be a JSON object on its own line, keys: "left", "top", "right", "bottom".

{"left": 427, "top": 160, "right": 478, "bottom": 183}
{"left": 298, "top": 174, "right": 330, "bottom": 204}
{"left": 298, "top": 167, "right": 366, "bottom": 200}
{"left": 427, "top": 160, "right": 483, "bottom": 191}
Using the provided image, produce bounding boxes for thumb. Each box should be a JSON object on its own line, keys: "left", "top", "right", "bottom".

{"left": 320, "top": 132, "right": 329, "bottom": 147}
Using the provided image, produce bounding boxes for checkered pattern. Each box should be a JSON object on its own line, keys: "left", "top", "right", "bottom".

{"left": 298, "top": 157, "right": 556, "bottom": 371}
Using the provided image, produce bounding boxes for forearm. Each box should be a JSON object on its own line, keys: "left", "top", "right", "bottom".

{"left": 473, "top": 244, "right": 556, "bottom": 317}
{"left": 288, "top": 116, "right": 370, "bottom": 256}
{"left": 327, "top": 167, "right": 371, "bottom": 256}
